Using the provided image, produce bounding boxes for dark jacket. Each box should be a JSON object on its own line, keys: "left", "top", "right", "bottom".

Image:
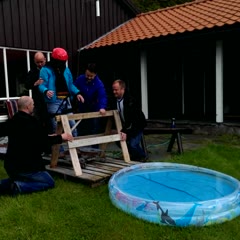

{"left": 25, "top": 67, "right": 48, "bottom": 123}
{"left": 4, "top": 111, "right": 62, "bottom": 177}
{"left": 25, "top": 67, "right": 46, "bottom": 109}
{"left": 109, "top": 91, "right": 147, "bottom": 137}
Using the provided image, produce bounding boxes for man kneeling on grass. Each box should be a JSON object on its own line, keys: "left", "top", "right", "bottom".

{"left": 0, "top": 96, "right": 73, "bottom": 196}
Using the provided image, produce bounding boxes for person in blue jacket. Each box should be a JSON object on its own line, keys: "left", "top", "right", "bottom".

{"left": 39, "top": 47, "right": 84, "bottom": 157}
{"left": 74, "top": 63, "right": 107, "bottom": 139}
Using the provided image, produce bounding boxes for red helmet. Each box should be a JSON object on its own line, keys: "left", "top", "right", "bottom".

{"left": 51, "top": 48, "right": 68, "bottom": 61}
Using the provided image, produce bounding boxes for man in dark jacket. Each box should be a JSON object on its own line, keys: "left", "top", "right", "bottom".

{"left": 25, "top": 52, "right": 49, "bottom": 128}
{"left": 0, "top": 96, "right": 73, "bottom": 196}
{"left": 110, "top": 79, "right": 147, "bottom": 161}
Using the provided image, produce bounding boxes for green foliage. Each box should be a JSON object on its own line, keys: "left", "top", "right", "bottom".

{"left": 132, "top": 0, "right": 195, "bottom": 12}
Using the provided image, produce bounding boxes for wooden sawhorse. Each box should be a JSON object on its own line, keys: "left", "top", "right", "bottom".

{"left": 50, "top": 110, "right": 130, "bottom": 176}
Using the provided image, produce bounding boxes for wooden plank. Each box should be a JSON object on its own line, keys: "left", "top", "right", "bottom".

{"left": 50, "top": 121, "right": 63, "bottom": 168}
{"left": 46, "top": 165, "right": 103, "bottom": 181}
{"left": 61, "top": 115, "right": 82, "bottom": 176}
{"left": 68, "top": 134, "right": 121, "bottom": 148}
{"left": 113, "top": 110, "right": 130, "bottom": 162}
{"left": 105, "top": 158, "right": 140, "bottom": 165}
{"left": 90, "top": 161, "right": 131, "bottom": 168}
{"left": 84, "top": 166, "right": 118, "bottom": 174}
{"left": 56, "top": 111, "right": 114, "bottom": 122}
{"left": 86, "top": 163, "right": 123, "bottom": 172}
{"left": 80, "top": 169, "right": 110, "bottom": 177}
{"left": 45, "top": 156, "right": 140, "bottom": 187}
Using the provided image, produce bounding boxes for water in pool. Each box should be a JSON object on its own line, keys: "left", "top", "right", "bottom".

{"left": 117, "top": 169, "right": 236, "bottom": 202}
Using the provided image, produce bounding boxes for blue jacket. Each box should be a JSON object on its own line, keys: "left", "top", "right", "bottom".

{"left": 39, "top": 66, "right": 80, "bottom": 102}
{"left": 74, "top": 74, "right": 107, "bottom": 112}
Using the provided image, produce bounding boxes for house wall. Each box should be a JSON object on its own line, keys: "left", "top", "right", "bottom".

{"left": 0, "top": 0, "right": 137, "bottom": 76}
{"left": 79, "top": 27, "right": 240, "bottom": 122}
{"left": 0, "top": 0, "right": 138, "bottom": 106}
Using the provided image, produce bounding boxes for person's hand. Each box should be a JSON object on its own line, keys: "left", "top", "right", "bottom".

{"left": 120, "top": 132, "right": 127, "bottom": 141}
{"left": 61, "top": 133, "right": 74, "bottom": 141}
{"left": 99, "top": 108, "right": 106, "bottom": 115}
{"left": 76, "top": 94, "right": 84, "bottom": 103}
{"left": 46, "top": 90, "right": 54, "bottom": 99}
{"left": 34, "top": 78, "right": 44, "bottom": 86}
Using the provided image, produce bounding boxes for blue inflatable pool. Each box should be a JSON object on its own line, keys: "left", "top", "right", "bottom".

{"left": 108, "top": 162, "right": 240, "bottom": 227}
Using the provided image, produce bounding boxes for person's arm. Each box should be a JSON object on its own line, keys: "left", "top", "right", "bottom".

{"left": 25, "top": 69, "right": 38, "bottom": 90}
{"left": 38, "top": 67, "right": 49, "bottom": 94}
{"left": 66, "top": 68, "right": 85, "bottom": 103}
{"left": 47, "top": 133, "right": 73, "bottom": 146}
{"left": 97, "top": 80, "right": 108, "bottom": 114}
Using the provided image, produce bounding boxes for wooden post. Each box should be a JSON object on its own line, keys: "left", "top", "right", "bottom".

{"left": 50, "top": 120, "right": 63, "bottom": 168}
{"left": 113, "top": 110, "right": 130, "bottom": 162}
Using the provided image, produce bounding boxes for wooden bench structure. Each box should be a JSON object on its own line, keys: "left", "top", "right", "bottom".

{"left": 46, "top": 110, "right": 139, "bottom": 185}
{"left": 144, "top": 127, "right": 193, "bottom": 154}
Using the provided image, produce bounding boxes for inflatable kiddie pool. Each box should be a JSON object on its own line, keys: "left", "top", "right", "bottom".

{"left": 108, "top": 162, "right": 240, "bottom": 227}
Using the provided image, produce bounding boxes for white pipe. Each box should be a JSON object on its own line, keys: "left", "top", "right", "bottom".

{"left": 26, "top": 50, "right": 32, "bottom": 97}
{"left": 140, "top": 50, "right": 148, "bottom": 119}
{"left": 96, "top": 0, "right": 100, "bottom": 17}
{"left": 216, "top": 40, "right": 223, "bottom": 123}
{"left": 47, "top": 52, "right": 50, "bottom": 61}
{"left": 3, "top": 48, "right": 9, "bottom": 99}
{"left": 27, "top": 50, "right": 30, "bottom": 71}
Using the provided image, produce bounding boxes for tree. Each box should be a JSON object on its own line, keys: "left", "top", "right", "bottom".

{"left": 132, "top": 0, "right": 195, "bottom": 12}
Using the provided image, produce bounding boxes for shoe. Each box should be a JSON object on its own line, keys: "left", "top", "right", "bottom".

{"left": 10, "top": 182, "right": 20, "bottom": 197}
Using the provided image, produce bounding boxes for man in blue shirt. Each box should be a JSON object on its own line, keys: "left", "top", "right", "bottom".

{"left": 74, "top": 63, "right": 107, "bottom": 139}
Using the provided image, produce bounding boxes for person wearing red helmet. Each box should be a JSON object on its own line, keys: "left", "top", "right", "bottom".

{"left": 39, "top": 47, "right": 84, "bottom": 157}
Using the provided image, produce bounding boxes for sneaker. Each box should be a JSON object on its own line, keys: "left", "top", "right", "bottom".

{"left": 10, "top": 182, "right": 20, "bottom": 197}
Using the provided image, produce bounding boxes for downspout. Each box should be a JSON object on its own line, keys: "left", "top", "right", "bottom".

{"left": 140, "top": 50, "right": 148, "bottom": 119}
{"left": 26, "top": 50, "right": 32, "bottom": 98}
{"left": 216, "top": 40, "right": 223, "bottom": 123}
{"left": 3, "top": 48, "right": 9, "bottom": 99}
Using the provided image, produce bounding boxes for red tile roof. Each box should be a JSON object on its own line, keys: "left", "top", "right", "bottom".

{"left": 82, "top": 0, "right": 240, "bottom": 50}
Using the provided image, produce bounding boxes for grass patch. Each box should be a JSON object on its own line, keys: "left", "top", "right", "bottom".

{"left": 0, "top": 135, "right": 240, "bottom": 240}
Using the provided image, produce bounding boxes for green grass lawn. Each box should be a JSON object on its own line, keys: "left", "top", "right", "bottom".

{"left": 0, "top": 134, "right": 240, "bottom": 240}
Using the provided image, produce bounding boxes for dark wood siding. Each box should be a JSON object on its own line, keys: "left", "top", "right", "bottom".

{"left": 0, "top": 0, "right": 137, "bottom": 76}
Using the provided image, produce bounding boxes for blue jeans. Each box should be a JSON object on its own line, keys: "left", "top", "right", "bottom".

{"left": 47, "top": 98, "right": 77, "bottom": 152}
{"left": 0, "top": 171, "right": 54, "bottom": 195}
{"left": 127, "top": 131, "right": 147, "bottom": 161}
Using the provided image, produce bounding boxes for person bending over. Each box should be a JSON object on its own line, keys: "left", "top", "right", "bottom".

{"left": 109, "top": 79, "right": 147, "bottom": 161}
{"left": 0, "top": 96, "right": 73, "bottom": 196}
{"left": 74, "top": 63, "right": 107, "bottom": 148}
